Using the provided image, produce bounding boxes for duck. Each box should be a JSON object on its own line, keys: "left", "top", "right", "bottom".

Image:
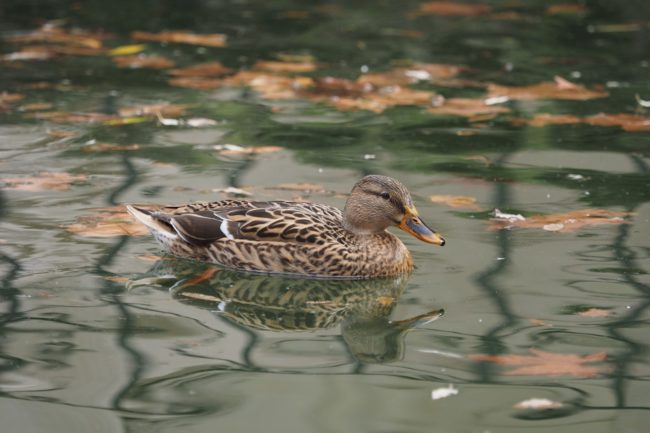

{"left": 126, "top": 174, "right": 445, "bottom": 279}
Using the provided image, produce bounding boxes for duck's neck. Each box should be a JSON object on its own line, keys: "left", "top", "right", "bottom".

{"left": 342, "top": 204, "right": 391, "bottom": 235}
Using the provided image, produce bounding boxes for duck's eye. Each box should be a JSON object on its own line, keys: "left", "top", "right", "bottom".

{"left": 380, "top": 191, "right": 390, "bottom": 200}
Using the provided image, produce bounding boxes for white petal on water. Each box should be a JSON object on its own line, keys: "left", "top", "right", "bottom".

{"left": 514, "top": 398, "right": 563, "bottom": 409}
{"left": 431, "top": 384, "right": 458, "bottom": 400}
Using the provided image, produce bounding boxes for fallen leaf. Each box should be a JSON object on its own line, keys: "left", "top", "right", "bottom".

{"left": 113, "top": 55, "right": 175, "bottom": 69}
{"left": 358, "top": 63, "right": 462, "bottom": 87}
{"left": 107, "top": 44, "right": 147, "bottom": 56}
{"left": 522, "top": 113, "right": 582, "bottom": 127}
{"left": 212, "top": 186, "right": 253, "bottom": 196}
{"left": 105, "top": 276, "right": 129, "bottom": 283}
{"left": 81, "top": 142, "right": 141, "bottom": 152}
{"left": 487, "top": 77, "right": 608, "bottom": 101}
{"left": 118, "top": 103, "right": 188, "bottom": 118}
{"left": 47, "top": 130, "right": 78, "bottom": 138}
{"left": 267, "top": 183, "right": 325, "bottom": 193}
{"left": 168, "top": 77, "right": 223, "bottom": 90}
{"left": 430, "top": 194, "right": 481, "bottom": 210}
{"left": 467, "top": 349, "right": 608, "bottom": 378}
{"left": 1, "top": 172, "right": 87, "bottom": 191}
{"left": 25, "top": 111, "right": 117, "bottom": 124}
{"left": 131, "top": 31, "right": 227, "bottom": 47}
{"left": 547, "top": 4, "right": 587, "bottom": 15}
{"left": 514, "top": 398, "right": 563, "bottom": 409}
{"left": 253, "top": 60, "right": 317, "bottom": 73}
{"left": 65, "top": 205, "right": 150, "bottom": 237}
{"left": 7, "top": 25, "right": 106, "bottom": 49}
{"left": 528, "top": 319, "right": 553, "bottom": 327}
{"left": 19, "top": 102, "right": 54, "bottom": 111}
{"left": 214, "top": 144, "right": 284, "bottom": 156}
{"left": 168, "top": 61, "right": 233, "bottom": 77}
{"left": 584, "top": 113, "right": 650, "bottom": 132}
{"left": 431, "top": 384, "right": 459, "bottom": 400}
{"left": 427, "top": 97, "right": 510, "bottom": 118}
{"left": 488, "top": 208, "right": 634, "bottom": 232}
{"left": 412, "top": 2, "right": 490, "bottom": 17}
{"left": 577, "top": 308, "right": 613, "bottom": 318}
{"left": 1, "top": 47, "right": 57, "bottom": 61}
{"left": 0, "top": 92, "right": 25, "bottom": 108}
{"left": 225, "top": 71, "right": 314, "bottom": 100}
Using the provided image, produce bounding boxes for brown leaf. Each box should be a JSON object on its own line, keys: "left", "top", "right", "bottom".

{"left": 214, "top": 144, "right": 284, "bottom": 156}
{"left": 547, "top": 4, "right": 587, "bottom": 14}
{"left": 358, "top": 63, "right": 462, "bottom": 87}
{"left": 412, "top": 2, "right": 491, "bottom": 17}
{"left": 224, "top": 71, "right": 314, "bottom": 100}
{"left": 467, "top": 349, "right": 608, "bottom": 378}
{"left": 105, "top": 276, "right": 130, "bottom": 283}
{"left": 65, "top": 205, "right": 150, "bottom": 237}
{"left": 25, "top": 111, "right": 117, "bottom": 124}
{"left": 131, "top": 31, "right": 226, "bottom": 47}
{"left": 577, "top": 308, "right": 613, "bottom": 318}
{"left": 0, "top": 92, "right": 25, "bottom": 106}
{"left": 168, "top": 62, "right": 233, "bottom": 77}
{"left": 81, "top": 142, "right": 141, "bottom": 152}
{"left": 487, "top": 77, "right": 608, "bottom": 101}
{"left": 488, "top": 208, "right": 634, "bottom": 232}
{"left": 267, "top": 183, "right": 325, "bottom": 193}
{"left": 430, "top": 194, "right": 481, "bottom": 210}
{"left": 523, "top": 113, "right": 582, "bottom": 127}
{"left": 253, "top": 60, "right": 317, "bottom": 73}
{"left": 113, "top": 55, "right": 175, "bottom": 69}
{"left": 427, "top": 97, "right": 510, "bottom": 117}
{"left": 7, "top": 25, "right": 106, "bottom": 49}
{"left": 1, "top": 46, "right": 57, "bottom": 61}
{"left": 2, "top": 172, "right": 87, "bottom": 192}
{"left": 19, "top": 102, "right": 54, "bottom": 111}
{"left": 584, "top": 113, "right": 650, "bottom": 132}
{"left": 118, "top": 103, "right": 188, "bottom": 118}
{"left": 168, "top": 77, "right": 223, "bottom": 90}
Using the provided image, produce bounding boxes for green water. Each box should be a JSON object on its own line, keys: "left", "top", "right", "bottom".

{"left": 1, "top": 1, "right": 649, "bottom": 432}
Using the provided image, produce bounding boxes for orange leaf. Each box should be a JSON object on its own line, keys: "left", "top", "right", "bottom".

{"left": 81, "top": 143, "right": 141, "bottom": 152}
{"left": 427, "top": 97, "right": 510, "bottom": 117}
{"left": 65, "top": 205, "right": 150, "bottom": 237}
{"left": 2, "top": 172, "right": 87, "bottom": 192}
{"left": 577, "top": 308, "right": 613, "bottom": 318}
{"left": 487, "top": 78, "right": 608, "bottom": 101}
{"left": 430, "top": 194, "right": 481, "bottom": 210}
{"left": 468, "top": 349, "right": 608, "bottom": 378}
{"left": 253, "top": 60, "right": 317, "bottom": 73}
{"left": 131, "top": 31, "right": 226, "bottom": 47}
{"left": 547, "top": 4, "right": 587, "bottom": 14}
{"left": 413, "top": 2, "right": 491, "bottom": 17}
{"left": 168, "top": 61, "right": 233, "bottom": 77}
{"left": 113, "top": 55, "right": 175, "bottom": 69}
{"left": 168, "top": 77, "right": 223, "bottom": 90}
{"left": 488, "top": 208, "right": 634, "bottom": 232}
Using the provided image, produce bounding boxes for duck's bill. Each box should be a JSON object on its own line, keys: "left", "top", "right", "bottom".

{"left": 399, "top": 209, "right": 445, "bottom": 246}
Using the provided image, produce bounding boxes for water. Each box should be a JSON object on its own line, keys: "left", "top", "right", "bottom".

{"left": 1, "top": 1, "right": 649, "bottom": 432}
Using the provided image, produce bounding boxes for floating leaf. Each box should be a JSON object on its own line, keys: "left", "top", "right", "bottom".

{"left": 487, "top": 76, "right": 608, "bottom": 101}
{"left": 25, "top": 111, "right": 117, "bottom": 124}
{"left": 584, "top": 113, "right": 650, "bottom": 132}
{"left": 113, "top": 55, "right": 175, "bottom": 69}
{"left": 214, "top": 144, "right": 284, "bottom": 156}
{"left": 168, "top": 77, "right": 223, "bottom": 90}
{"left": 1, "top": 47, "right": 57, "bottom": 61}
{"left": 267, "top": 183, "right": 325, "bottom": 193}
{"left": 66, "top": 205, "right": 150, "bottom": 237}
{"left": 427, "top": 97, "right": 510, "bottom": 118}
{"left": 7, "top": 25, "right": 106, "bottom": 49}
{"left": 212, "top": 186, "right": 253, "bottom": 196}
{"left": 253, "top": 60, "right": 317, "bottom": 73}
{"left": 468, "top": 349, "right": 608, "bottom": 378}
{"left": 412, "top": 2, "right": 490, "bottom": 17}
{"left": 488, "top": 208, "right": 634, "bottom": 232}
{"left": 131, "top": 31, "right": 227, "bottom": 47}
{"left": 430, "top": 194, "right": 481, "bottom": 210}
{"left": 577, "top": 308, "right": 613, "bottom": 318}
{"left": 1, "top": 172, "right": 87, "bottom": 192}
{"left": 358, "top": 63, "right": 462, "bottom": 86}
{"left": 19, "top": 102, "right": 53, "bottom": 111}
{"left": 169, "top": 61, "right": 233, "bottom": 77}
{"left": 118, "top": 103, "right": 188, "bottom": 118}
{"left": 81, "top": 142, "right": 141, "bottom": 152}
{"left": 107, "top": 44, "right": 147, "bottom": 56}
{"left": 514, "top": 398, "right": 563, "bottom": 409}
{"left": 0, "top": 93, "right": 25, "bottom": 108}
{"left": 546, "top": 4, "right": 586, "bottom": 15}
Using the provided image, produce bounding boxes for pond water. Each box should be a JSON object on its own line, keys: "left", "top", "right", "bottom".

{"left": 1, "top": 1, "right": 649, "bottom": 432}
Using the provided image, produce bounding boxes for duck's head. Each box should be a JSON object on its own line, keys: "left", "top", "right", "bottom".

{"left": 342, "top": 175, "right": 445, "bottom": 246}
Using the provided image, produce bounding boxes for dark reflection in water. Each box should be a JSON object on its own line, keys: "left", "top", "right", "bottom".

{"left": 141, "top": 259, "right": 443, "bottom": 364}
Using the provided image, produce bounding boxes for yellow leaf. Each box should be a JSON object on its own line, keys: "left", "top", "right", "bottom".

{"left": 108, "top": 44, "right": 147, "bottom": 56}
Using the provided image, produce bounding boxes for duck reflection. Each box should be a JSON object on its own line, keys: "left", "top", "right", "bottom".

{"left": 141, "top": 259, "right": 444, "bottom": 363}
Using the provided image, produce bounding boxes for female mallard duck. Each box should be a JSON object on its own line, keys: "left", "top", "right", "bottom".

{"left": 127, "top": 175, "right": 445, "bottom": 279}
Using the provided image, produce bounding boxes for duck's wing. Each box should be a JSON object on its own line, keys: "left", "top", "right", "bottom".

{"left": 143, "top": 201, "right": 344, "bottom": 247}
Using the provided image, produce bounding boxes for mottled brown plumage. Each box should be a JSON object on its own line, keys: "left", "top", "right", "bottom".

{"left": 127, "top": 175, "right": 445, "bottom": 279}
